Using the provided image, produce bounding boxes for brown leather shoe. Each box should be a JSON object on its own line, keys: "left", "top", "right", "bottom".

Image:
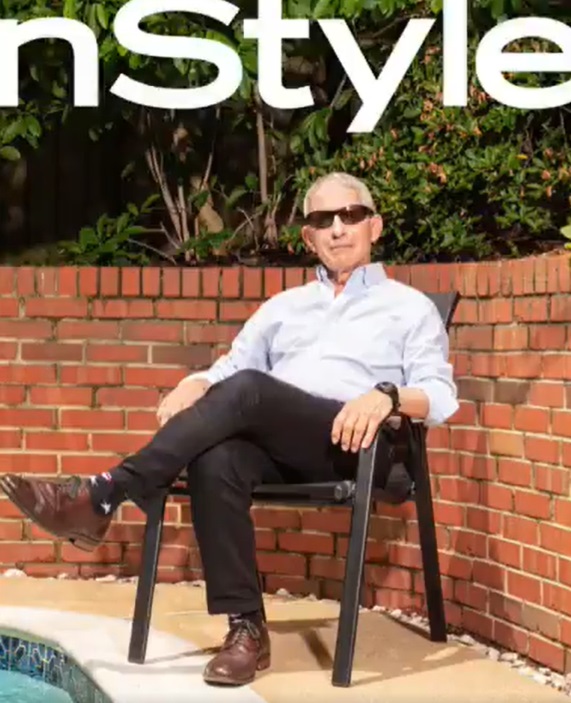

{"left": 203, "top": 619, "right": 270, "bottom": 686}
{"left": 0, "top": 474, "right": 111, "bottom": 551}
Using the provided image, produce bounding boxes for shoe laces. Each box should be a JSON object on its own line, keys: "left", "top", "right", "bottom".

{"left": 224, "top": 619, "right": 260, "bottom": 649}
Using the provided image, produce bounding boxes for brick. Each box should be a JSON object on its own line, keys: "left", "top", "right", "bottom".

{"left": 308, "top": 555, "right": 345, "bottom": 581}
{"left": 122, "top": 321, "right": 183, "bottom": 343}
{"left": 459, "top": 454, "right": 496, "bottom": 480}
{"left": 0, "top": 430, "right": 22, "bottom": 449}
{"left": 0, "top": 342, "right": 17, "bottom": 359}
{"left": 528, "top": 636, "right": 565, "bottom": 672}
{"left": 498, "top": 459, "right": 532, "bottom": 487}
{"left": 278, "top": 531, "right": 334, "bottom": 555}
{"left": 92, "top": 299, "right": 153, "bottom": 319}
{"left": 86, "top": 344, "right": 147, "bottom": 363}
{"left": 456, "top": 378, "right": 494, "bottom": 402}
{"left": 21, "top": 342, "right": 83, "bottom": 362}
{"left": 489, "top": 431, "right": 523, "bottom": 457}
{"left": 540, "top": 524, "right": 571, "bottom": 557}
{"left": 264, "top": 575, "right": 318, "bottom": 597}
{"left": 454, "top": 580, "right": 487, "bottom": 611}
{"left": 60, "top": 366, "right": 121, "bottom": 386}
{"left": 480, "top": 404, "right": 512, "bottom": 429}
{"left": 91, "top": 433, "right": 150, "bottom": 454}
{"left": 433, "top": 501, "right": 465, "bottom": 526}
{"left": 449, "top": 529, "right": 487, "bottom": 558}
{"left": 0, "top": 365, "right": 57, "bottom": 385}
{"left": 121, "top": 268, "right": 140, "bottom": 296}
{"left": 0, "top": 267, "right": 15, "bottom": 295}
{"left": 481, "top": 483, "right": 513, "bottom": 511}
{"left": 126, "top": 411, "right": 157, "bottom": 431}
{"left": 450, "top": 428, "right": 488, "bottom": 453}
{"left": 529, "top": 325, "right": 566, "bottom": 350}
{"left": 0, "top": 521, "right": 23, "bottom": 540}
{"left": 514, "top": 407, "right": 550, "bottom": 433}
{"left": 0, "top": 408, "right": 54, "bottom": 428}
{"left": 514, "top": 298, "right": 548, "bottom": 322}
{"left": 505, "top": 353, "right": 542, "bottom": 379}
{"left": 437, "top": 552, "right": 472, "bottom": 580}
{"left": 551, "top": 296, "right": 571, "bottom": 321}
{"left": 493, "top": 326, "right": 528, "bottom": 351}
{"left": 535, "top": 465, "right": 569, "bottom": 495}
{"left": 61, "top": 542, "right": 123, "bottom": 564}
{"left": 552, "top": 411, "right": 571, "bottom": 438}
{"left": 100, "top": 268, "right": 119, "bottom": 296}
{"left": 489, "top": 593, "right": 522, "bottom": 625}
{"left": 163, "top": 269, "right": 181, "bottom": 297}
{"left": 202, "top": 268, "right": 220, "bottom": 297}
{"left": 219, "top": 301, "right": 260, "bottom": 321}
{"left": 508, "top": 571, "right": 542, "bottom": 605}
{"left": 0, "top": 299, "right": 19, "bottom": 317}
{"left": 528, "top": 382, "right": 564, "bottom": 407}
{"left": 366, "top": 565, "right": 412, "bottom": 591}
{"left": 60, "top": 409, "right": 124, "bottom": 430}
{"left": 0, "top": 543, "right": 56, "bottom": 564}
{"left": 488, "top": 537, "right": 521, "bottom": 568}
{"left": 30, "top": 386, "right": 93, "bottom": 408}
{"left": 252, "top": 508, "right": 301, "bottom": 530}
{"left": 78, "top": 268, "right": 98, "bottom": 296}
{"left": 151, "top": 345, "right": 211, "bottom": 367}
{"left": 142, "top": 268, "right": 160, "bottom": 297}
{"left": 300, "top": 509, "right": 350, "bottom": 534}
{"left": 438, "top": 477, "right": 479, "bottom": 504}
{"left": 544, "top": 583, "right": 571, "bottom": 617}
{"left": 124, "top": 367, "right": 184, "bottom": 389}
{"left": 473, "top": 560, "right": 505, "bottom": 590}
{"left": 243, "top": 269, "right": 262, "bottom": 298}
{"left": 264, "top": 269, "right": 283, "bottom": 297}
{"left": 524, "top": 547, "right": 557, "bottom": 581}
{"left": 16, "top": 267, "right": 35, "bottom": 295}
{"left": 95, "top": 388, "right": 160, "bottom": 408}
{"left": 221, "top": 268, "right": 240, "bottom": 297}
{"left": 462, "top": 609, "right": 493, "bottom": 641}
{"left": 0, "top": 320, "right": 53, "bottom": 339}
{"left": 543, "top": 354, "right": 571, "bottom": 380}
{"left": 155, "top": 300, "right": 216, "bottom": 320}
{"left": 503, "top": 515, "right": 538, "bottom": 546}
{"left": 284, "top": 268, "right": 304, "bottom": 289}
{"left": 471, "top": 354, "right": 505, "bottom": 377}
{"left": 555, "top": 499, "right": 571, "bottom": 526}
{"left": 257, "top": 552, "right": 305, "bottom": 576}
{"left": 525, "top": 437, "right": 559, "bottom": 464}
{"left": 514, "top": 490, "right": 551, "bottom": 520}
{"left": 181, "top": 269, "right": 200, "bottom": 297}
{"left": 494, "top": 621, "right": 529, "bottom": 655}
{"left": 467, "top": 507, "right": 501, "bottom": 534}
{"left": 25, "top": 431, "right": 89, "bottom": 451}
{"left": 25, "top": 299, "right": 88, "bottom": 318}
{"left": 479, "top": 299, "right": 513, "bottom": 323}
{"left": 57, "top": 321, "right": 119, "bottom": 340}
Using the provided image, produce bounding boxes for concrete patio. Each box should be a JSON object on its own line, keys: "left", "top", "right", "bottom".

{"left": 0, "top": 577, "right": 567, "bottom": 703}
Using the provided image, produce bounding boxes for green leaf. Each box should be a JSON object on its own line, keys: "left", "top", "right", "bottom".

{"left": 96, "top": 4, "right": 109, "bottom": 28}
{"left": 313, "top": 0, "right": 332, "bottom": 18}
{"left": 561, "top": 224, "right": 571, "bottom": 240}
{"left": 0, "top": 146, "right": 21, "bottom": 161}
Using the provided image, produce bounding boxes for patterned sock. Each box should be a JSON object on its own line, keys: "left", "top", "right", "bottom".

{"left": 87, "top": 472, "right": 125, "bottom": 516}
{"left": 228, "top": 609, "right": 264, "bottom": 629}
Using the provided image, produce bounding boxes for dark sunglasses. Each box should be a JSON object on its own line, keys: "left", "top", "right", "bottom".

{"left": 304, "top": 204, "right": 374, "bottom": 229}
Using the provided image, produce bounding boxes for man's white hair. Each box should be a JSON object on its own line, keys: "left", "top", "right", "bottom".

{"left": 302, "top": 172, "right": 376, "bottom": 216}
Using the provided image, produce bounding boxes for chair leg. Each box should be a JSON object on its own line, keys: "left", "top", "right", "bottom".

{"left": 413, "top": 428, "right": 447, "bottom": 642}
{"left": 128, "top": 494, "right": 167, "bottom": 664}
{"left": 332, "top": 444, "right": 377, "bottom": 687}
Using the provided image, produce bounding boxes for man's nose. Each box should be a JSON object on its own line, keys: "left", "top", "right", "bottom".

{"left": 331, "top": 214, "right": 345, "bottom": 236}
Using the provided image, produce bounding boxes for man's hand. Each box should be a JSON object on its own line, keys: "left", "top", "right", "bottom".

{"left": 331, "top": 390, "right": 394, "bottom": 453}
{"left": 157, "top": 378, "right": 211, "bottom": 426}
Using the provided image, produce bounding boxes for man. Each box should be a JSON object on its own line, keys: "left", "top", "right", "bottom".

{"left": 0, "top": 172, "right": 458, "bottom": 686}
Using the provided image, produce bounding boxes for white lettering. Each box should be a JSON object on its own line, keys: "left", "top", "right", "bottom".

{"left": 0, "top": 18, "right": 98, "bottom": 107}
{"left": 243, "top": 0, "right": 312, "bottom": 109}
{"left": 319, "top": 18, "right": 435, "bottom": 132}
{"left": 443, "top": 0, "right": 468, "bottom": 106}
{"left": 110, "top": 0, "right": 243, "bottom": 109}
{"left": 476, "top": 17, "right": 571, "bottom": 109}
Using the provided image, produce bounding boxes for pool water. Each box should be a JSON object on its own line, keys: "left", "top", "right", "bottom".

{"left": 0, "top": 670, "right": 72, "bottom": 702}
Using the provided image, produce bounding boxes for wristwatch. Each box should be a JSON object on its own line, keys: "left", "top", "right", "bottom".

{"left": 374, "top": 381, "right": 400, "bottom": 413}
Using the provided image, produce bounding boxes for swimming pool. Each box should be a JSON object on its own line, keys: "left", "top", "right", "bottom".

{"left": 0, "top": 630, "right": 112, "bottom": 703}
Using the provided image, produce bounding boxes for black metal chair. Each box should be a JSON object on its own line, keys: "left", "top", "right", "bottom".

{"left": 126, "top": 290, "right": 460, "bottom": 687}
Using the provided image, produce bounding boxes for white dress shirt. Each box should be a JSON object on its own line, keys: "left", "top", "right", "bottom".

{"left": 187, "top": 263, "right": 459, "bottom": 426}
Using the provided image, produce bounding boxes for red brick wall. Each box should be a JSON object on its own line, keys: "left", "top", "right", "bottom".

{"left": 1, "top": 255, "right": 571, "bottom": 671}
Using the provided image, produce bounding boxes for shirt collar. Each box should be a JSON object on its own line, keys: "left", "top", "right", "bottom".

{"left": 315, "top": 262, "right": 386, "bottom": 291}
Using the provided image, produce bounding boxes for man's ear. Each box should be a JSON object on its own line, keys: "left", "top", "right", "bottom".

{"left": 370, "top": 215, "right": 383, "bottom": 244}
{"left": 301, "top": 225, "right": 316, "bottom": 253}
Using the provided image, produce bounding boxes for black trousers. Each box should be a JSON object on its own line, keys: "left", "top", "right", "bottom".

{"left": 110, "top": 369, "right": 358, "bottom": 614}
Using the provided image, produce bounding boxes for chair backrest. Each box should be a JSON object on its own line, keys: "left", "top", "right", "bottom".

{"left": 425, "top": 292, "right": 460, "bottom": 332}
